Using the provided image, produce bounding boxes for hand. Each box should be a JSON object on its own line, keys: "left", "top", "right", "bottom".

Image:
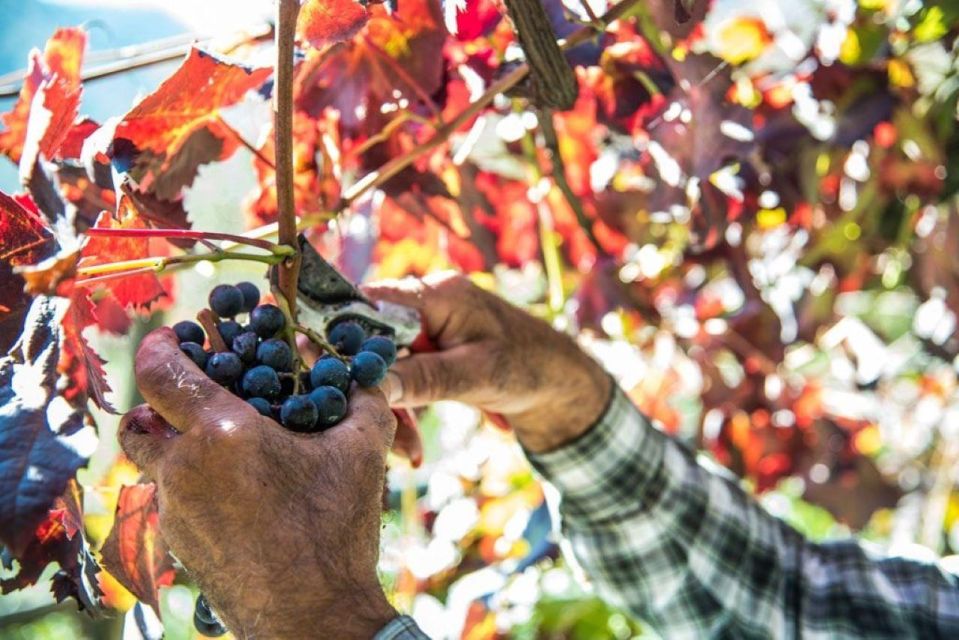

{"left": 364, "top": 273, "right": 613, "bottom": 453}
{"left": 118, "top": 328, "right": 397, "bottom": 639}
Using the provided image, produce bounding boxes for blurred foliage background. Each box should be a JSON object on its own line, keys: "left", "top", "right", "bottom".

{"left": 2, "top": 0, "right": 959, "bottom": 638}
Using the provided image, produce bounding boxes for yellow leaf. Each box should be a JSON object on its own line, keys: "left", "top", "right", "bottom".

{"left": 888, "top": 59, "right": 915, "bottom": 88}
{"left": 853, "top": 424, "right": 883, "bottom": 456}
{"left": 757, "top": 207, "right": 787, "bottom": 229}
{"left": 839, "top": 29, "right": 861, "bottom": 65}
{"left": 714, "top": 18, "right": 771, "bottom": 65}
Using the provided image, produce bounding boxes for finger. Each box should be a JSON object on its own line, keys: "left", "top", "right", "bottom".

{"left": 337, "top": 385, "right": 397, "bottom": 452}
{"left": 391, "top": 408, "right": 424, "bottom": 468}
{"left": 362, "top": 273, "right": 462, "bottom": 340}
{"left": 118, "top": 404, "right": 179, "bottom": 477}
{"left": 361, "top": 278, "right": 427, "bottom": 310}
{"left": 135, "top": 327, "right": 257, "bottom": 433}
{"left": 387, "top": 344, "right": 483, "bottom": 407}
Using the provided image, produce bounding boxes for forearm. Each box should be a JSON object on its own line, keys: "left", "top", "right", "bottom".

{"left": 527, "top": 387, "right": 959, "bottom": 638}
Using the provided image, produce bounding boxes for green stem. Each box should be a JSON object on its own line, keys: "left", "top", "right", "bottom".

{"left": 293, "top": 325, "right": 347, "bottom": 362}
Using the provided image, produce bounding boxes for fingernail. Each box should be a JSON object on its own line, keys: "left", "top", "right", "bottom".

{"left": 384, "top": 371, "right": 403, "bottom": 403}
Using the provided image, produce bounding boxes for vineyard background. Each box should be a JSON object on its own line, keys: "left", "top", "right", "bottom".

{"left": 1, "top": 0, "right": 958, "bottom": 638}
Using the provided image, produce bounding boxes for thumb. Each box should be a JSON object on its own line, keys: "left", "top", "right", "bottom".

{"left": 386, "top": 344, "right": 482, "bottom": 407}
{"left": 118, "top": 404, "right": 179, "bottom": 477}
{"left": 135, "top": 327, "right": 257, "bottom": 433}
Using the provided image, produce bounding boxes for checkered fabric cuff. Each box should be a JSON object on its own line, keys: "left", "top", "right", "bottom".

{"left": 373, "top": 615, "right": 430, "bottom": 639}
{"left": 525, "top": 386, "right": 665, "bottom": 525}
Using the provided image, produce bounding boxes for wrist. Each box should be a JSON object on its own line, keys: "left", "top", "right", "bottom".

{"left": 220, "top": 579, "right": 396, "bottom": 639}
{"left": 511, "top": 354, "right": 613, "bottom": 454}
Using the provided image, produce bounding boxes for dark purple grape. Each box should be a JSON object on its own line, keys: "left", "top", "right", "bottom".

{"left": 179, "top": 342, "right": 208, "bottom": 369}
{"left": 173, "top": 320, "right": 205, "bottom": 345}
{"left": 359, "top": 336, "right": 397, "bottom": 366}
{"left": 308, "top": 386, "right": 348, "bottom": 428}
{"left": 280, "top": 395, "right": 319, "bottom": 432}
{"left": 257, "top": 338, "right": 293, "bottom": 372}
{"left": 217, "top": 320, "right": 243, "bottom": 346}
{"left": 247, "top": 397, "right": 273, "bottom": 416}
{"left": 205, "top": 352, "right": 243, "bottom": 385}
{"left": 350, "top": 351, "right": 387, "bottom": 387}
{"left": 242, "top": 365, "right": 281, "bottom": 399}
{"left": 232, "top": 331, "right": 258, "bottom": 364}
{"left": 236, "top": 281, "right": 260, "bottom": 313}
{"left": 209, "top": 284, "right": 244, "bottom": 318}
{"left": 328, "top": 321, "right": 365, "bottom": 355}
{"left": 250, "top": 304, "right": 285, "bottom": 338}
{"left": 309, "top": 357, "right": 351, "bottom": 394}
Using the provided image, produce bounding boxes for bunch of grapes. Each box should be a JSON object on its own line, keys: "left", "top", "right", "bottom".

{"left": 169, "top": 282, "right": 397, "bottom": 636}
{"left": 172, "top": 281, "right": 396, "bottom": 433}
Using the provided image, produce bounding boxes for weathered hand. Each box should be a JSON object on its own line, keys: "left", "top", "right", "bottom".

{"left": 119, "top": 328, "right": 397, "bottom": 639}
{"left": 364, "top": 273, "right": 612, "bottom": 453}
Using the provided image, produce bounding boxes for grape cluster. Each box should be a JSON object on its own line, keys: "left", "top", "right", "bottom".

{"left": 171, "top": 282, "right": 397, "bottom": 634}
{"left": 172, "top": 282, "right": 396, "bottom": 433}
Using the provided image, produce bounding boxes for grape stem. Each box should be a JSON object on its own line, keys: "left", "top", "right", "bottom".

{"left": 84, "top": 227, "right": 290, "bottom": 254}
{"left": 76, "top": 250, "right": 287, "bottom": 280}
{"left": 293, "top": 325, "right": 347, "bottom": 362}
{"left": 270, "top": 285, "right": 306, "bottom": 391}
{"left": 197, "top": 309, "right": 229, "bottom": 352}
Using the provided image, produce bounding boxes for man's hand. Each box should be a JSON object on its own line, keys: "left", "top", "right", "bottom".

{"left": 364, "top": 273, "right": 613, "bottom": 453}
{"left": 119, "top": 328, "right": 397, "bottom": 639}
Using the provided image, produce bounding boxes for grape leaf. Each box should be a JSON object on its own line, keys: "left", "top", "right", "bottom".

{"left": 0, "top": 296, "right": 96, "bottom": 556}
{"left": 19, "top": 76, "right": 83, "bottom": 178}
{"left": 121, "top": 182, "right": 193, "bottom": 248}
{"left": 112, "top": 48, "right": 270, "bottom": 198}
{"left": 56, "top": 118, "right": 99, "bottom": 161}
{"left": 2, "top": 480, "right": 103, "bottom": 613}
{"left": 80, "top": 203, "right": 166, "bottom": 309}
{"left": 0, "top": 28, "right": 86, "bottom": 166}
{"left": 298, "top": 0, "right": 369, "bottom": 49}
{"left": 0, "top": 191, "right": 56, "bottom": 352}
{"left": 100, "top": 483, "right": 175, "bottom": 616}
{"left": 296, "top": 0, "right": 446, "bottom": 131}
{"left": 60, "top": 291, "right": 115, "bottom": 413}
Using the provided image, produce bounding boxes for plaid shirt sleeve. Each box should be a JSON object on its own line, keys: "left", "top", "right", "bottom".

{"left": 525, "top": 387, "right": 959, "bottom": 639}
{"left": 373, "top": 615, "right": 430, "bottom": 639}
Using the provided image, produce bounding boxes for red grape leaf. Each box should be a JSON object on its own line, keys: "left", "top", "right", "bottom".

{"left": 249, "top": 112, "right": 339, "bottom": 223}
{"left": 450, "top": 0, "right": 502, "bottom": 40}
{"left": 0, "top": 296, "right": 95, "bottom": 556}
{"left": 2, "top": 480, "right": 103, "bottom": 613}
{"left": 20, "top": 72, "right": 83, "bottom": 176}
{"left": 56, "top": 117, "right": 99, "bottom": 160}
{"left": 80, "top": 203, "right": 165, "bottom": 309}
{"left": 0, "top": 191, "right": 56, "bottom": 352}
{"left": 59, "top": 291, "right": 115, "bottom": 413}
{"left": 0, "top": 28, "right": 86, "bottom": 165}
{"left": 112, "top": 48, "right": 270, "bottom": 197}
{"left": 101, "top": 483, "right": 175, "bottom": 616}
{"left": 296, "top": 0, "right": 445, "bottom": 132}
{"left": 121, "top": 182, "right": 194, "bottom": 248}
{"left": 298, "top": 0, "right": 369, "bottom": 49}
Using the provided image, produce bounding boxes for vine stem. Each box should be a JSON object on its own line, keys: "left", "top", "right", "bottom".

{"left": 275, "top": 0, "right": 301, "bottom": 318}
{"left": 275, "top": 0, "right": 303, "bottom": 382}
{"left": 76, "top": 250, "right": 286, "bottom": 278}
{"left": 85, "top": 227, "right": 288, "bottom": 254}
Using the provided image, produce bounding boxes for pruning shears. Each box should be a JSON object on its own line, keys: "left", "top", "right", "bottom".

{"left": 271, "top": 235, "right": 511, "bottom": 461}
{"left": 282, "top": 235, "right": 422, "bottom": 345}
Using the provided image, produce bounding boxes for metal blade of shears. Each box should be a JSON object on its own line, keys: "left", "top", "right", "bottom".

{"left": 271, "top": 235, "right": 421, "bottom": 346}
